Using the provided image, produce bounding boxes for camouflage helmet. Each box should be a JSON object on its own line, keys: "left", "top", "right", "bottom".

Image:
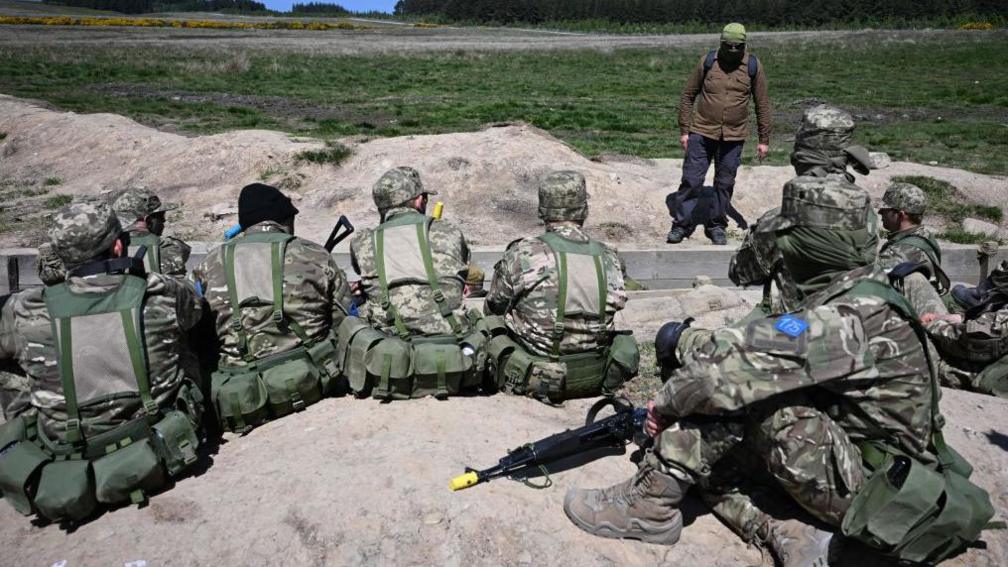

{"left": 759, "top": 176, "right": 872, "bottom": 233}
{"left": 880, "top": 182, "right": 927, "bottom": 215}
{"left": 792, "top": 104, "right": 873, "bottom": 176}
{"left": 372, "top": 167, "right": 438, "bottom": 213}
{"left": 48, "top": 201, "right": 123, "bottom": 270}
{"left": 112, "top": 187, "right": 177, "bottom": 226}
{"left": 538, "top": 170, "right": 588, "bottom": 222}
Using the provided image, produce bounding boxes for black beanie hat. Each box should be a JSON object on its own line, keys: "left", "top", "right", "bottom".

{"left": 238, "top": 183, "right": 299, "bottom": 229}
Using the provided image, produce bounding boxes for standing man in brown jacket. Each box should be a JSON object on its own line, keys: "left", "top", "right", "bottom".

{"left": 667, "top": 23, "right": 772, "bottom": 245}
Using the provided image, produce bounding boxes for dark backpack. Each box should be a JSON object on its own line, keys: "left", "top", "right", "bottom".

{"left": 702, "top": 50, "right": 759, "bottom": 86}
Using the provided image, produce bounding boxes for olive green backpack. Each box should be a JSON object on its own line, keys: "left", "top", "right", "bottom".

{"left": 208, "top": 231, "right": 342, "bottom": 432}
{"left": 0, "top": 274, "right": 203, "bottom": 523}
{"left": 839, "top": 279, "right": 997, "bottom": 563}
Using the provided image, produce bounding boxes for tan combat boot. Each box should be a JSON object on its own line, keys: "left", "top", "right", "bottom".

{"left": 563, "top": 464, "right": 686, "bottom": 545}
{"left": 765, "top": 519, "right": 836, "bottom": 567}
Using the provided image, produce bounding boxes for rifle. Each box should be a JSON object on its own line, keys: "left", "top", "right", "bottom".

{"left": 449, "top": 397, "right": 647, "bottom": 491}
{"left": 325, "top": 215, "right": 355, "bottom": 253}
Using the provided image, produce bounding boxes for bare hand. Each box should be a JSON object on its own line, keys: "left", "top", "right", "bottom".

{"left": 680, "top": 134, "right": 690, "bottom": 151}
{"left": 645, "top": 400, "right": 669, "bottom": 438}
{"left": 757, "top": 143, "right": 769, "bottom": 161}
{"left": 921, "top": 313, "right": 962, "bottom": 325}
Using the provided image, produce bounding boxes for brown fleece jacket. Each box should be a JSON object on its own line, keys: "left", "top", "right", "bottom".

{"left": 677, "top": 51, "right": 772, "bottom": 144}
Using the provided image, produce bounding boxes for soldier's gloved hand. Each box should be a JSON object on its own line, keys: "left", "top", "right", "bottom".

{"left": 655, "top": 318, "right": 694, "bottom": 381}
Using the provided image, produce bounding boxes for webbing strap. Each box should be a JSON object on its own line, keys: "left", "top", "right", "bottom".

{"left": 554, "top": 251, "right": 568, "bottom": 358}
{"left": 848, "top": 279, "right": 954, "bottom": 469}
{"left": 894, "top": 234, "right": 950, "bottom": 292}
{"left": 130, "top": 233, "right": 162, "bottom": 274}
{"left": 436, "top": 350, "right": 447, "bottom": 398}
{"left": 56, "top": 318, "right": 82, "bottom": 445}
{"left": 223, "top": 242, "right": 250, "bottom": 359}
{"left": 270, "top": 238, "right": 310, "bottom": 345}
{"left": 120, "top": 309, "right": 158, "bottom": 419}
{"left": 415, "top": 221, "right": 464, "bottom": 340}
{"left": 374, "top": 228, "right": 412, "bottom": 340}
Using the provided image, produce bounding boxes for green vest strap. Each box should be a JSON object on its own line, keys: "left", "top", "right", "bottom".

{"left": 129, "top": 232, "right": 162, "bottom": 274}
{"left": 374, "top": 226, "right": 412, "bottom": 340}
{"left": 886, "top": 234, "right": 950, "bottom": 293}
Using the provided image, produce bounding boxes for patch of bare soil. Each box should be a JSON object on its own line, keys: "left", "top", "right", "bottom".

{"left": 0, "top": 386, "right": 1004, "bottom": 566}
{"left": 0, "top": 95, "right": 1005, "bottom": 249}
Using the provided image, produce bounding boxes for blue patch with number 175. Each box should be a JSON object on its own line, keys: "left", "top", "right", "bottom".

{"left": 774, "top": 314, "right": 810, "bottom": 338}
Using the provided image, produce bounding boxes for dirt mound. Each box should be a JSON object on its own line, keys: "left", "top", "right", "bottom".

{"left": 1, "top": 95, "right": 1005, "bottom": 249}
{"left": 1, "top": 387, "right": 1004, "bottom": 566}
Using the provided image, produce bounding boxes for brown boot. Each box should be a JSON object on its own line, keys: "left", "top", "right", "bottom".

{"left": 563, "top": 464, "right": 686, "bottom": 545}
{"left": 765, "top": 519, "right": 836, "bottom": 567}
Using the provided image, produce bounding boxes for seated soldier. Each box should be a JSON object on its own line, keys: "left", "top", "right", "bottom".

{"left": 877, "top": 182, "right": 949, "bottom": 294}
{"left": 346, "top": 167, "right": 487, "bottom": 400}
{"left": 193, "top": 183, "right": 352, "bottom": 432}
{"left": 112, "top": 187, "right": 191, "bottom": 277}
{"left": 923, "top": 260, "right": 1008, "bottom": 398}
{"left": 564, "top": 177, "right": 993, "bottom": 566}
{"left": 483, "top": 171, "right": 638, "bottom": 402}
{"left": 0, "top": 201, "right": 206, "bottom": 522}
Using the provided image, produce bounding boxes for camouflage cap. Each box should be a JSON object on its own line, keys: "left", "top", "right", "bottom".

{"left": 758, "top": 176, "right": 872, "bottom": 233}
{"left": 794, "top": 105, "right": 853, "bottom": 153}
{"left": 880, "top": 182, "right": 927, "bottom": 215}
{"left": 465, "top": 265, "right": 485, "bottom": 288}
{"left": 112, "top": 187, "right": 177, "bottom": 225}
{"left": 538, "top": 170, "right": 588, "bottom": 222}
{"left": 48, "top": 201, "right": 123, "bottom": 269}
{"left": 372, "top": 167, "right": 438, "bottom": 212}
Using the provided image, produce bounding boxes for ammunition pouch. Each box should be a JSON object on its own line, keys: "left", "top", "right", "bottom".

{"left": 0, "top": 382, "right": 204, "bottom": 522}
{"left": 842, "top": 442, "right": 995, "bottom": 564}
{"left": 489, "top": 330, "right": 639, "bottom": 404}
{"left": 334, "top": 310, "right": 491, "bottom": 401}
{"left": 210, "top": 333, "right": 341, "bottom": 433}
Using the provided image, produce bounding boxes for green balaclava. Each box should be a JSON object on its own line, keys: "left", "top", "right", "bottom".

{"left": 760, "top": 177, "right": 877, "bottom": 297}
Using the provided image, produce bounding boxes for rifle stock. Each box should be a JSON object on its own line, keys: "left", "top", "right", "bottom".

{"left": 325, "top": 215, "right": 355, "bottom": 252}
{"left": 450, "top": 397, "right": 645, "bottom": 491}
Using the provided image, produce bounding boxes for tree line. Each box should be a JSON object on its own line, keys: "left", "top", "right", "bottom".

{"left": 42, "top": 0, "right": 267, "bottom": 15}
{"left": 393, "top": 0, "right": 1007, "bottom": 26}
{"left": 292, "top": 2, "right": 350, "bottom": 15}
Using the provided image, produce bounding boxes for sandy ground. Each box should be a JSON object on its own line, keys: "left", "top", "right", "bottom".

{"left": 1, "top": 95, "right": 1005, "bottom": 249}
{"left": 1, "top": 387, "right": 1004, "bottom": 566}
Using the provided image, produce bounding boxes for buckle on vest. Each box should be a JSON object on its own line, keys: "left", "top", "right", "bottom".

{"left": 552, "top": 322, "right": 565, "bottom": 337}
{"left": 143, "top": 399, "right": 159, "bottom": 419}
{"left": 272, "top": 310, "right": 284, "bottom": 323}
{"left": 65, "top": 418, "right": 82, "bottom": 444}
{"left": 432, "top": 289, "right": 446, "bottom": 304}
{"left": 230, "top": 318, "right": 242, "bottom": 331}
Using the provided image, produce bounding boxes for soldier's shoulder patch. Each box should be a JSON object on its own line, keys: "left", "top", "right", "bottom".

{"left": 774, "top": 314, "right": 809, "bottom": 337}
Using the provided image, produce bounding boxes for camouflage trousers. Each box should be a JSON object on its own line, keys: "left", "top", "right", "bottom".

{"left": 899, "top": 272, "right": 948, "bottom": 317}
{"left": 645, "top": 403, "right": 865, "bottom": 539}
{"left": 0, "top": 370, "right": 31, "bottom": 422}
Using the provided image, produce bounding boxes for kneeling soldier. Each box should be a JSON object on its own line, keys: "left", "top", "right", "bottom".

{"left": 0, "top": 201, "right": 205, "bottom": 522}
{"left": 193, "top": 183, "right": 352, "bottom": 432}
{"left": 483, "top": 171, "right": 638, "bottom": 403}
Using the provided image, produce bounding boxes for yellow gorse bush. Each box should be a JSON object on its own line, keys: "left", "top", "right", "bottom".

{"left": 958, "top": 22, "right": 995, "bottom": 30}
{"left": 0, "top": 15, "right": 369, "bottom": 31}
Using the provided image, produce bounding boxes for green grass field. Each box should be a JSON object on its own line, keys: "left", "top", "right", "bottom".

{"left": 1, "top": 29, "right": 1006, "bottom": 173}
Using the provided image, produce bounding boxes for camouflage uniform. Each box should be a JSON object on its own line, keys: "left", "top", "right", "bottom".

{"left": 350, "top": 167, "right": 471, "bottom": 337}
{"left": 565, "top": 178, "right": 936, "bottom": 552}
{"left": 0, "top": 202, "right": 204, "bottom": 443}
{"left": 790, "top": 104, "right": 873, "bottom": 183}
{"left": 35, "top": 243, "right": 66, "bottom": 286}
{"left": 193, "top": 221, "right": 353, "bottom": 367}
{"left": 877, "top": 183, "right": 949, "bottom": 300}
{"left": 112, "top": 187, "right": 191, "bottom": 277}
{"left": 485, "top": 171, "right": 627, "bottom": 356}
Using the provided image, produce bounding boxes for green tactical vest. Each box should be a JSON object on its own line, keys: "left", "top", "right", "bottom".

{"left": 372, "top": 211, "right": 464, "bottom": 340}
{"left": 836, "top": 278, "right": 996, "bottom": 563}
{"left": 0, "top": 273, "right": 202, "bottom": 523}
{"left": 536, "top": 231, "right": 609, "bottom": 357}
{"left": 210, "top": 230, "right": 342, "bottom": 431}
{"left": 128, "top": 232, "right": 164, "bottom": 274}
